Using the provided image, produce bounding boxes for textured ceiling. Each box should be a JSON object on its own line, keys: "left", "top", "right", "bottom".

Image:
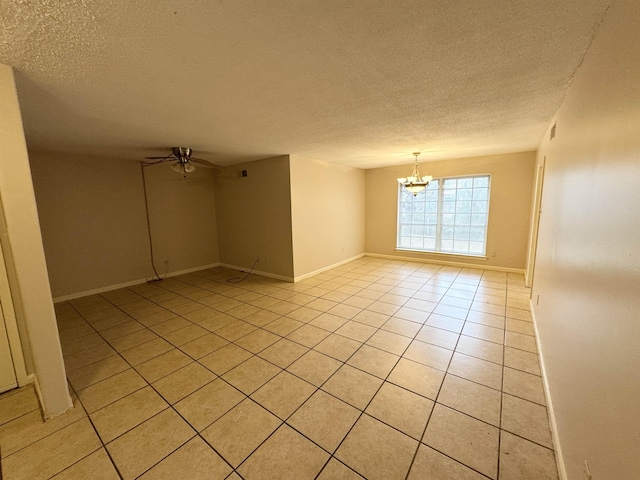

{"left": 1, "top": 0, "right": 610, "bottom": 168}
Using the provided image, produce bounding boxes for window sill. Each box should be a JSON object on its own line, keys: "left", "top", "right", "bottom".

{"left": 395, "top": 248, "right": 488, "bottom": 261}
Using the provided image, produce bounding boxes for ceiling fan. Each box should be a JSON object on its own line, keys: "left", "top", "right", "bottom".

{"left": 144, "top": 147, "right": 218, "bottom": 175}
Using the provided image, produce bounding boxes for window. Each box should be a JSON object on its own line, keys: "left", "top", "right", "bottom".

{"left": 397, "top": 175, "right": 490, "bottom": 256}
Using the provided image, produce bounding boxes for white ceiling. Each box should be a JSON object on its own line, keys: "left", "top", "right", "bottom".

{"left": 1, "top": 0, "right": 610, "bottom": 168}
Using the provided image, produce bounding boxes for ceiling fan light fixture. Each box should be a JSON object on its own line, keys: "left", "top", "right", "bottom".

{"left": 397, "top": 152, "right": 432, "bottom": 196}
{"left": 184, "top": 162, "right": 196, "bottom": 173}
{"left": 171, "top": 162, "right": 183, "bottom": 174}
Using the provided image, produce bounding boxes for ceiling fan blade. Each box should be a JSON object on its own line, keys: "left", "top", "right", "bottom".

{"left": 190, "top": 158, "right": 219, "bottom": 168}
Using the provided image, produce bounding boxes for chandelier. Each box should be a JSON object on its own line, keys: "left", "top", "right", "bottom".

{"left": 397, "top": 152, "right": 433, "bottom": 196}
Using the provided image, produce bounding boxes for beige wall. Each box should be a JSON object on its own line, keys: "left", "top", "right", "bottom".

{"left": 215, "top": 155, "right": 294, "bottom": 279}
{"left": 365, "top": 151, "right": 535, "bottom": 270}
{"left": 30, "top": 152, "right": 219, "bottom": 298}
{"left": 0, "top": 64, "right": 71, "bottom": 417}
{"left": 290, "top": 156, "right": 365, "bottom": 278}
{"left": 531, "top": 1, "right": 640, "bottom": 478}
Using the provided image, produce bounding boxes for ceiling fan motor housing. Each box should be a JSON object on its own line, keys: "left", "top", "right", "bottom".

{"left": 172, "top": 147, "right": 192, "bottom": 160}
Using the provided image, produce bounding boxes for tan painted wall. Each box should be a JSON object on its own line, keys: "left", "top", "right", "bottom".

{"left": 214, "top": 155, "right": 294, "bottom": 279}
{"left": 531, "top": 1, "right": 640, "bottom": 478}
{"left": 0, "top": 64, "right": 71, "bottom": 417}
{"left": 365, "top": 151, "right": 535, "bottom": 269}
{"left": 29, "top": 152, "right": 219, "bottom": 298}
{"left": 290, "top": 156, "right": 365, "bottom": 278}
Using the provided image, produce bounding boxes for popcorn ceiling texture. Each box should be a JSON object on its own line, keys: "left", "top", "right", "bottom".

{"left": 0, "top": 0, "right": 611, "bottom": 167}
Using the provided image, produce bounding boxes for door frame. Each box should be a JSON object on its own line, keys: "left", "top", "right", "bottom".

{"left": 525, "top": 157, "right": 546, "bottom": 288}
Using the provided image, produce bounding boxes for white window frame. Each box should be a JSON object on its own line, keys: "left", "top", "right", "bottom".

{"left": 396, "top": 174, "right": 491, "bottom": 257}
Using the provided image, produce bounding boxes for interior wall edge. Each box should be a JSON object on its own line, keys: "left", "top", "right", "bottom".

{"left": 52, "top": 262, "right": 221, "bottom": 303}
{"left": 365, "top": 252, "right": 525, "bottom": 274}
{"left": 293, "top": 253, "right": 366, "bottom": 283}
{"left": 530, "top": 300, "right": 568, "bottom": 480}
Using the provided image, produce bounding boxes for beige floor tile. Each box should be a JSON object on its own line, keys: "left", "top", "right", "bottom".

{"left": 201, "top": 398, "right": 281, "bottom": 467}
{"left": 227, "top": 304, "right": 261, "bottom": 320}
{"left": 288, "top": 390, "right": 360, "bottom": 452}
{"left": 456, "top": 335, "right": 504, "bottom": 364}
{"left": 466, "top": 310, "right": 505, "bottom": 329}
{"left": 322, "top": 364, "right": 382, "bottom": 410}
{"left": 423, "top": 404, "right": 499, "bottom": 479}
{"left": 503, "top": 367, "right": 546, "bottom": 405}
{"left": 323, "top": 291, "right": 352, "bottom": 303}
{"left": 197, "top": 313, "right": 238, "bottom": 332}
{"left": 174, "top": 378, "right": 245, "bottom": 431}
{"left": 61, "top": 333, "right": 109, "bottom": 357}
{"left": 137, "top": 310, "right": 178, "bottom": 327}
{"left": 317, "top": 458, "right": 365, "bottom": 479}
{"left": 67, "top": 354, "right": 130, "bottom": 391}
{"left": 352, "top": 310, "right": 389, "bottom": 328}
{"left": 403, "top": 339, "right": 453, "bottom": 371}
{"left": 506, "top": 307, "right": 532, "bottom": 321}
{"left": 2, "top": 418, "right": 101, "bottom": 480}
{"left": 342, "top": 296, "right": 374, "bottom": 310}
{"left": 433, "top": 303, "right": 469, "bottom": 320}
{"left": 365, "top": 382, "right": 433, "bottom": 439}
{"left": 366, "top": 300, "right": 401, "bottom": 316}
{"left": 0, "top": 387, "right": 40, "bottom": 426}
{"left": 181, "top": 306, "right": 219, "bottom": 322}
{"left": 307, "top": 298, "right": 339, "bottom": 312}
{"left": 414, "top": 325, "right": 458, "bottom": 350}
{"left": 381, "top": 317, "right": 421, "bottom": 337}
{"left": 408, "top": 444, "right": 486, "bottom": 480}
{"left": 310, "top": 312, "right": 349, "bottom": 332}
{"left": 138, "top": 437, "right": 231, "bottom": 479}
{"left": 90, "top": 386, "right": 168, "bottom": 442}
{"left": 286, "top": 350, "right": 342, "bottom": 386}
{"left": 162, "top": 323, "right": 208, "bottom": 346}
{"left": 285, "top": 306, "right": 323, "bottom": 322}
{"left": 328, "top": 303, "right": 362, "bottom": 319}
{"left": 462, "top": 322, "right": 505, "bottom": 344}
{"left": 387, "top": 358, "right": 444, "bottom": 399}
{"left": 106, "top": 409, "right": 195, "bottom": 480}
{"left": 499, "top": 431, "right": 559, "bottom": 480}
{"left": 393, "top": 306, "right": 430, "bottom": 323}
{"left": 448, "top": 352, "right": 503, "bottom": 390}
{"left": 99, "top": 321, "right": 144, "bottom": 342}
{"left": 263, "top": 317, "right": 303, "bottom": 336}
{"left": 90, "top": 314, "right": 131, "bottom": 332}
{"left": 258, "top": 338, "right": 309, "bottom": 368}
{"left": 109, "top": 329, "right": 158, "bottom": 352}
{"left": 199, "top": 343, "right": 253, "bottom": 374}
{"left": 437, "top": 374, "right": 501, "bottom": 426}
{"left": 506, "top": 318, "right": 535, "bottom": 336}
{"left": 135, "top": 348, "right": 193, "bottom": 383}
{"left": 286, "top": 324, "right": 330, "bottom": 347}
{"left": 149, "top": 317, "right": 191, "bottom": 336}
{"left": 222, "top": 356, "right": 281, "bottom": 394}
{"left": 152, "top": 362, "right": 216, "bottom": 404}
{"left": 504, "top": 347, "right": 541, "bottom": 375}
{"left": 505, "top": 331, "right": 537, "bottom": 353}
{"left": 77, "top": 368, "right": 147, "bottom": 413}
{"left": 335, "top": 414, "right": 418, "bottom": 480}
{"left": 237, "top": 424, "right": 328, "bottom": 480}
{"left": 347, "top": 344, "right": 399, "bottom": 378}
{"left": 501, "top": 394, "right": 553, "bottom": 448}
{"left": 251, "top": 371, "right": 316, "bottom": 419}
{"left": 365, "top": 329, "right": 412, "bottom": 355}
{"left": 50, "top": 448, "right": 119, "bottom": 480}
{"left": 335, "top": 321, "right": 377, "bottom": 342}
{"left": 215, "top": 320, "right": 258, "bottom": 341}
{"left": 314, "top": 334, "right": 362, "bottom": 361}
{"left": 425, "top": 314, "right": 465, "bottom": 333}
{"left": 0, "top": 400, "right": 85, "bottom": 458}
{"left": 235, "top": 328, "right": 281, "bottom": 353}
{"left": 64, "top": 343, "right": 117, "bottom": 372}
{"left": 120, "top": 338, "right": 173, "bottom": 366}
{"left": 244, "top": 309, "right": 281, "bottom": 326}
{"left": 405, "top": 298, "right": 437, "bottom": 313}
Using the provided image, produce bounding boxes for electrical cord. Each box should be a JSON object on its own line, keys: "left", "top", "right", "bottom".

{"left": 140, "top": 162, "right": 164, "bottom": 282}
{"left": 227, "top": 258, "right": 259, "bottom": 283}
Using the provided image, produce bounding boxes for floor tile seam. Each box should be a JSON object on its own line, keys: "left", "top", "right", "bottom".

{"left": 79, "top": 381, "right": 153, "bottom": 416}
{"left": 499, "top": 422, "right": 556, "bottom": 452}
{"left": 0, "top": 407, "right": 40, "bottom": 430}
{"left": 6, "top": 417, "right": 104, "bottom": 478}
{"left": 415, "top": 442, "right": 495, "bottom": 480}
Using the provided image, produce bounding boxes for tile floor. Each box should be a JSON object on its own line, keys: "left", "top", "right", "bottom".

{"left": 0, "top": 257, "right": 559, "bottom": 479}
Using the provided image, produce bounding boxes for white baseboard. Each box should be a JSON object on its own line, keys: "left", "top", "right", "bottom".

{"left": 364, "top": 252, "right": 525, "bottom": 274}
{"left": 530, "top": 300, "right": 567, "bottom": 480}
{"left": 293, "top": 254, "right": 366, "bottom": 282}
{"left": 218, "top": 263, "right": 294, "bottom": 282}
{"left": 53, "top": 263, "right": 221, "bottom": 303}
